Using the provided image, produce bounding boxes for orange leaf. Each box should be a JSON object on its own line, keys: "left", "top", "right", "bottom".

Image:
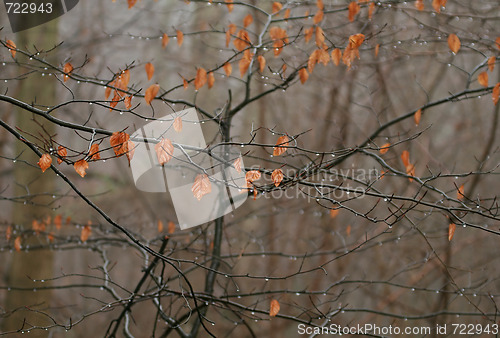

{"left": 331, "top": 48, "right": 342, "bottom": 66}
{"left": 89, "top": 144, "right": 101, "bottom": 161}
{"left": 406, "top": 163, "right": 415, "bottom": 182}
{"left": 74, "top": 159, "right": 89, "bottom": 178}
{"left": 317, "top": 0, "right": 324, "bottom": 10}
{"left": 245, "top": 170, "right": 261, "bottom": 182}
{"left": 348, "top": 2, "right": 360, "bottom": 22}
{"left": 346, "top": 224, "right": 351, "bottom": 236}
{"left": 239, "top": 50, "right": 253, "bottom": 77}
{"left": 330, "top": 209, "right": 339, "bottom": 218}
{"left": 257, "top": 55, "right": 266, "bottom": 73}
{"left": 14, "top": 236, "right": 21, "bottom": 252}
{"left": 54, "top": 214, "right": 62, "bottom": 230}
{"left": 448, "top": 223, "right": 456, "bottom": 241}
{"left": 38, "top": 153, "right": 52, "bottom": 173}
{"left": 80, "top": 224, "right": 91, "bottom": 242}
{"left": 183, "top": 77, "right": 189, "bottom": 89}
{"left": 299, "top": 68, "right": 309, "bottom": 84}
{"left": 493, "top": 83, "right": 500, "bottom": 105}
{"left": 488, "top": 56, "right": 496, "bottom": 72}
{"left": 447, "top": 34, "right": 460, "bottom": 54}
{"left": 168, "top": 221, "right": 176, "bottom": 234}
{"left": 415, "top": 0, "right": 424, "bottom": 10}
{"left": 110, "top": 132, "right": 131, "bottom": 157}
{"left": 271, "top": 169, "right": 284, "bottom": 187}
{"left": 379, "top": 143, "right": 390, "bottom": 154}
{"left": 145, "top": 62, "right": 155, "bottom": 81}
{"left": 283, "top": 8, "right": 290, "bottom": 19}
{"left": 272, "top": 2, "right": 282, "bottom": 14}
{"left": 315, "top": 26, "right": 324, "bottom": 47}
{"left": 128, "top": 0, "right": 137, "bottom": 8}
{"left": 207, "top": 72, "right": 215, "bottom": 89}
{"left": 304, "top": 27, "right": 314, "bottom": 43}
{"left": 126, "top": 141, "right": 135, "bottom": 163}
{"left": 234, "top": 30, "right": 251, "bottom": 51}
{"left": 401, "top": 150, "right": 410, "bottom": 167}
{"left": 155, "top": 138, "right": 174, "bottom": 165}
{"left": 269, "top": 299, "right": 280, "bottom": 317}
{"left": 478, "top": 72, "right": 488, "bottom": 87}
{"left": 173, "top": 116, "right": 183, "bottom": 132}
{"left": 145, "top": 84, "right": 160, "bottom": 105}
{"left": 457, "top": 184, "right": 464, "bottom": 200}
{"left": 223, "top": 63, "right": 233, "bottom": 76}
{"left": 233, "top": 157, "right": 242, "bottom": 173}
{"left": 226, "top": 23, "right": 236, "bottom": 47}
{"left": 342, "top": 33, "right": 365, "bottom": 69}
{"left": 273, "top": 135, "right": 290, "bottom": 156}
{"left": 226, "top": 0, "right": 233, "bottom": 12}
{"left": 414, "top": 108, "right": 422, "bottom": 126}
{"left": 162, "top": 33, "right": 169, "bottom": 48}
{"left": 6, "top": 40, "right": 16, "bottom": 58}
{"left": 57, "top": 146, "right": 67, "bottom": 164}
{"left": 63, "top": 62, "right": 73, "bottom": 82}
{"left": 192, "top": 174, "right": 212, "bottom": 201}
{"left": 243, "top": 14, "right": 253, "bottom": 27}
{"left": 194, "top": 67, "right": 207, "bottom": 90}
{"left": 120, "top": 70, "right": 130, "bottom": 89}
{"left": 124, "top": 95, "right": 132, "bottom": 110}
{"left": 157, "top": 220, "right": 164, "bottom": 232}
{"left": 374, "top": 44, "right": 380, "bottom": 58}
{"left": 109, "top": 92, "right": 120, "bottom": 111}
{"left": 496, "top": 37, "right": 500, "bottom": 50}
{"left": 432, "top": 0, "right": 446, "bottom": 13}
{"left": 313, "top": 10, "right": 324, "bottom": 24}
{"left": 368, "top": 2, "right": 375, "bottom": 19}
{"left": 6, "top": 225, "right": 12, "bottom": 241}
{"left": 177, "top": 30, "right": 184, "bottom": 46}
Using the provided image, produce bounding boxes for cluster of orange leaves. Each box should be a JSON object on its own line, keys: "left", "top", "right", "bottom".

{"left": 6, "top": 215, "right": 81, "bottom": 252}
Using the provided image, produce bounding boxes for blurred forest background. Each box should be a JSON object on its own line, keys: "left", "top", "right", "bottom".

{"left": 0, "top": 0, "right": 499, "bottom": 337}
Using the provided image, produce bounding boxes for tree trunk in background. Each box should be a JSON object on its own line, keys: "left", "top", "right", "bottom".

{"left": 2, "top": 19, "right": 58, "bottom": 336}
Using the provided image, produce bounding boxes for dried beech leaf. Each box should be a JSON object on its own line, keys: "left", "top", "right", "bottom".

{"left": 331, "top": 48, "right": 342, "bottom": 66}
{"left": 414, "top": 109, "right": 422, "bottom": 126}
{"left": 194, "top": 67, "right": 207, "bottom": 90}
{"left": 110, "top": 131, "right": 131, "bottom": 157}
{"left": 74, "top": 159, "right": 89, "bottom": 178}
{"left": 157, "top": 220, "right": 164, "bottom": 232}
{"left": 269, "top": 299, "right": 280, "bottom": 317}
{"left": 173, "top": 116, "right": 183, "bottom": 132}
{"left": 379, "top": 143, "right": 390, "bottom": 155}
{"left": 271, "top": 169, "right": 284, "bottom": 187}
{"left": 89, "top": 144, "right": 101, "bottom": 160}
{"left": 488, "top": 56, "right": 495, "bottom": 72}
{"left": 401, "top": 150, "right": 410, "bottom": 167}
{"left": 14, "top": 236, "right": 21, "bottom": 252}
{"left": 245, "top": 170, "right": 261, "bottom": 182}
{"left": 233, "top": 157, "right": 242, "bottom": 173}
{"left": 57, "top": 146, "right": 67, "bottom": 164}
{"left": 177, "top": 30, "right": 184, "bottom": 46}
{"left": 80, "top": 224, "right": 91, "bottom": 242}
{"left": 257, "top": 55, "right": 266, "bottom": 73}
{"left": 273, "top": 135, "right": 290, "bottom": 156}
{"left": 223, "top": 63, "right": 233, "bottom": 76}
{"left": 330, "top": 209, "right": 339, "bottom": 218}
{"left": 207, "top": 72, "right": 215, "bottom": 89}
{"left": 492, "top": 83, "right": 500, "bottom": 105}
{"left": 192, "top": 174, "right": 212, "bottom": 201}
{"left": 478, "top": 72, "right": 488, "bottom": 87}
{"left": 145, "top": 84, "right": 160, "bottom": 105}
{"left": 168, "top": 221, "right": 176, "bottom": 234}
{"left": 63, "top": 62, "right": 73, "bottom": 82}
{"left": 348, "top": 1, "right": 360, "bottom": 22}
{"left": 299, "top": 68, "right": 309, "bottom": 84}
{"left": 162, "top": 33, "right": 169, "bottom": 48}
{"left": 272, "top": 2, "right": 282, "bottom": 14}
{"left": 145, "top": 62, "right": 155, "bottom": 81}
{"left": 38, "top": 154, "right": 52, "bottom": 173}
{"left": 6, "top": 40, "right": 16, "bottom": 58}
{"left": 243, "top": 14, "right": 253, "bottom": 27}
{"left": 155, "top": 138, "right": 174, "bottom": 165}
{"left": 447, "top": 34, "right": 460, "bottom": 54}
